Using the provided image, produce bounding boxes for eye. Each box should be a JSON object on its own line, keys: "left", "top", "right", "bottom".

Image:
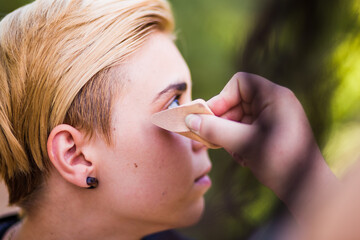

{"left": 167, "top": 95, "right": 181, "bottom": 109}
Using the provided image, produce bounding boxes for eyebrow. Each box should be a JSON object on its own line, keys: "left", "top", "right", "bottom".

{"left": 152, "top": 82, "right": 187, "bottom": 103}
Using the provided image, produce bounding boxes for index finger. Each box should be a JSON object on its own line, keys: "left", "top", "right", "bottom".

{"left": 207, "top": 72, "right": 277, "bottom": 116}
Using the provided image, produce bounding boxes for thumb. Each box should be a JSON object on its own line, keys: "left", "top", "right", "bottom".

{"left": 185, "top": 114, "right": 256, "bottom": 153}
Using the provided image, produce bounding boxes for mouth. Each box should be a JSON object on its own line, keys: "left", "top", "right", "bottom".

{"left": 194, "top": 173, "right": 207, "bottom": 182}
{"left": 194, "top": 166, "right": 212, "bottom": 185}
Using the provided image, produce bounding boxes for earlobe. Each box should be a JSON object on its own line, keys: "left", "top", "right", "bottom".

{"left": 47, "top": 124, "right": 96, "bottom": 188}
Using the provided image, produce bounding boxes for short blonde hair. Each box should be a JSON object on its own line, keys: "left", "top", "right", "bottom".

{"left": 0, "top": 0, "right": 174, "bottom": 206}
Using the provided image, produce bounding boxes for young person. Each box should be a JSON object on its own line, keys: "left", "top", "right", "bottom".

{"left": 0, "top": 0, "right": 208, "bottom": 239}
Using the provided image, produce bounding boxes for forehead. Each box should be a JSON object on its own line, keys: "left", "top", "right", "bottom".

{"left": 118, "top": 33, "right": 191, "bottom": 100}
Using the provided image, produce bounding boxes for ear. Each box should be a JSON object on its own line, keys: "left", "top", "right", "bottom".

{"left": 47, "top": 124, "right": 95, "bottom": 188}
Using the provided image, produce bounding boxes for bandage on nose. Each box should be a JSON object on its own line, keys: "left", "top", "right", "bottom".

{"left": 151, "top": 99, "right": 220, "bottom": 149}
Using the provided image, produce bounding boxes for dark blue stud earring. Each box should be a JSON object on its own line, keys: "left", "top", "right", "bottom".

{"left": 86, "top": 177, "right": 98, "bottom": 189}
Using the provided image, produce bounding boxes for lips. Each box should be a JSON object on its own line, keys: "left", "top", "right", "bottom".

{"left": 195, "top": 174, "right": 205, "bottom": 182}
{"left": 194, "top": 166, "right": 211, "bottom": 183}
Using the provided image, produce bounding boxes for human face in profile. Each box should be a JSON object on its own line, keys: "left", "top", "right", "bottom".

{"left": 92, "top": 32, "right": 212, "bottom": 231}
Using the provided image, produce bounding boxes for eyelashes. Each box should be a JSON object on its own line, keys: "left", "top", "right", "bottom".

{"left": 167, "top": 95, "right": 181, "bottom": 109}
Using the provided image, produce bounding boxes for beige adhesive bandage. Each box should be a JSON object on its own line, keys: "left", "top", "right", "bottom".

{"left": 151, "top": 99, "right": 221, "bottom": 149}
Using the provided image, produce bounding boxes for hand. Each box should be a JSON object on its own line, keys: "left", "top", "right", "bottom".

{"left": 185, "top": 72, "right": 338, "bottom": 221}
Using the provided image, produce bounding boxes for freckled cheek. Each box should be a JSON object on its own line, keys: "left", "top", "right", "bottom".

{"left": 103, "top": 124, "right": 193, "bottom": 199}
{"left": 145, "top": 130, "right": 192, "bottom": 171}
{"left": 143, "top": 126, "right": 195, "bottom": 178}
{"left": 151, "top": 126, "right": 192, "bottom": 149}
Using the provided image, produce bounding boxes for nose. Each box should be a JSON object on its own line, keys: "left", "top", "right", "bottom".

{"left": 192, "top": 139, "right": 207, "bottom": 152}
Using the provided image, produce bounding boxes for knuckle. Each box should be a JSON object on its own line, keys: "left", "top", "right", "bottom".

{"left": 277, "top": 86, "right": 296, "bottom": 99}
{"left": 233, "top": 72, "right": 250, "bottom": 81}
{"left": 275, "top": 86, "right": 301, "bottom": 107}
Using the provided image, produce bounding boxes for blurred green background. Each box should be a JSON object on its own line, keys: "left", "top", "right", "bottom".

{"left": 1, "top": 0, "right": 360, "bottom": 239}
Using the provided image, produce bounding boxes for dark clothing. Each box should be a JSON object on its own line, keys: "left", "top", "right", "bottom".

{"left": 0, "top": 213, "right": 191, "bottom": 240}
{"left": 0, "top": 213, "right": 19, "bottom": 239}
{"left": 143, "top": 230, "right": 191, "bottom": 240}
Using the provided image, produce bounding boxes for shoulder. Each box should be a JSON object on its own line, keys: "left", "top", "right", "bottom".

{"left": 143, "top": 230, "right": 193, "bottom": 240}
{"left": 0, "top": 213, "right": 20, "bottom": 239}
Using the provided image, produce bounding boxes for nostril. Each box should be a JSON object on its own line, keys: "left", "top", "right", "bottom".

{"left": 192, "top": 139, "right": 206, "bottom": 151}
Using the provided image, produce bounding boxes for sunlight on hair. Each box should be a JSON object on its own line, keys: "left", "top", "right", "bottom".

{"left": 0, "top": 0, "right": 174, "bottom": 206}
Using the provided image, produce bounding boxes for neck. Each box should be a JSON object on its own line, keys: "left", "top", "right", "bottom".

{"left": 13, "top": 176, "right": 161, "bottom": 240}
{"left": 16, "top": 214, "right": 145, "bottom": 240}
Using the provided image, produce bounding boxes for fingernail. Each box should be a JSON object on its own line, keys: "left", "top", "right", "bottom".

{"left": 185, "top": 114, "right": 201, "bottom": 133}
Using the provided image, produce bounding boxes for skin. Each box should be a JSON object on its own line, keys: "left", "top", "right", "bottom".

{"left": 12, "top": 33, "right": 212, "bottom": 240}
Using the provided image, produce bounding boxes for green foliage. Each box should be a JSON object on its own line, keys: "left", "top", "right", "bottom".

{"left": 324, "top": 1, "right": 360, "bottom": 176}
{"left": 239, "top": 0, "right": 358, "bottom": 148}
{"left": 169, "top": 0, "right": 258, "bottom": 100}
{"left": 0, "top": 0, "right": 31, "bottom": 18}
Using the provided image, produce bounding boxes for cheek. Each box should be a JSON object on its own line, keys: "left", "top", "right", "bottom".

{"left": 137, "top": 125, "right": 195, "bottom": 191}
{"left": 107, "top": 122, "right": 196, "bottom": 202}
{"left": 97, "top": 107, "right": 209, "bottom": 226}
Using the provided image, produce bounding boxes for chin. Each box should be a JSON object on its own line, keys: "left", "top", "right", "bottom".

{"left": 144, "top": 197, "right": 206, "bottom": 236}
{"left": 172, "top": 197, "right": 206, "bottom": 228}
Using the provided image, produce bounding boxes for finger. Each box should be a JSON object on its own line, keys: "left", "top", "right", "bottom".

{"left": 220, "top": 103, "right": 244, "bottom": 122}
{"left": 207, "top": 72, "right": 277, "bottom": 117}
{"left": 206, "top": 75, "right": 242, "bottom": 116}
{"left": 185, "top": 114, "right": 256, "bottom": 153}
